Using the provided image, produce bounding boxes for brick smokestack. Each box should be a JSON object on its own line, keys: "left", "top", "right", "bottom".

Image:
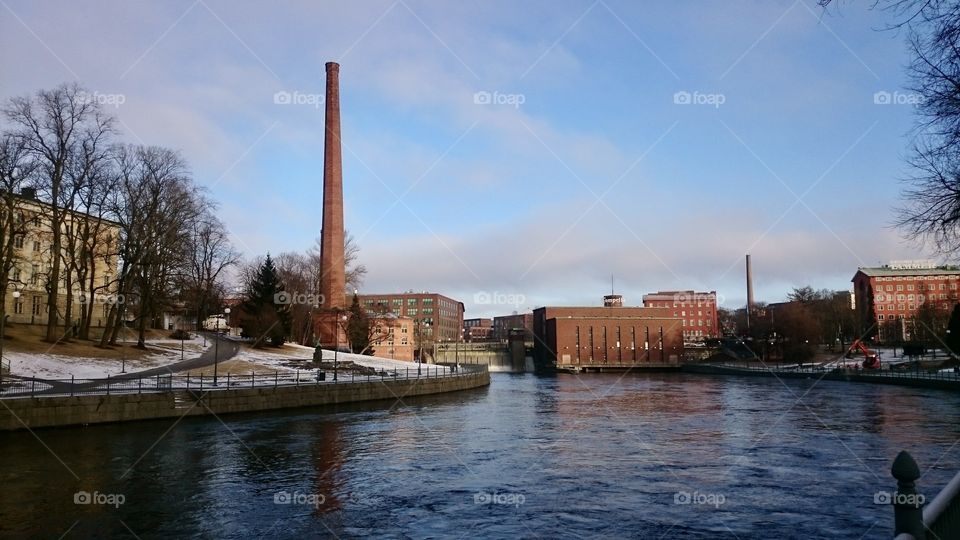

{"left": 317, "top": 62, "right": 347, "bottom": 348}
{"left": 745, "top": 254, "right": 754, "bottom": 332}
{"left": 320, "top": 62, "right": 346, "bottom": 311}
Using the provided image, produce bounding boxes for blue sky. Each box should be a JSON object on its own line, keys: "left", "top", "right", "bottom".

{"left": 0, "top": 0, "right": 930, "bottom": 317}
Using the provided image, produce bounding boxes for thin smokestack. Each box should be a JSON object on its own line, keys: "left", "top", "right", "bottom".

{"left": 319, "top": 61, "right": 346, "bottom": 312}
{"left": 746, "top": 254, "right": 754, "bottom": 332}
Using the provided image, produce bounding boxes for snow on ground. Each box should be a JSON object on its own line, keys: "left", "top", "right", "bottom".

{"left": 231, "top": 343, "right": 450, "bottom": 375}
{"left": 5, "top": 334, "right": 211, "bottom": 380}
{"left": 8, "top": 349, "right": 174, "bottom": 379}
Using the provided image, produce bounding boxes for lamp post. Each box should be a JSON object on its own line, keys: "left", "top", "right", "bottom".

{"left": 334, "top": 311, "right": 347, "bottom": 382}
{"left": 213, "top": 308, "right": 230, "bottom": 386}
{"left": 1, "top": 290, "right": 19, "bottom": 387}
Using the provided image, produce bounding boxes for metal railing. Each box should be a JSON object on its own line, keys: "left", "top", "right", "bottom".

{"left": 890, "top": 450, "right": 960, "bottom": 539}
{"left": 0, "top": 363, "right": 488, "bottom": 399}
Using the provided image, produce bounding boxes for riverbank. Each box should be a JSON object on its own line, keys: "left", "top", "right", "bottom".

{"left": 683, "top": 362, "right": 960, "bottom": 391}
{"left": 0, "top": 366, "right": 490, "bottom": 431}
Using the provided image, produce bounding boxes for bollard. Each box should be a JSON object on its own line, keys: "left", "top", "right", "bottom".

{"left": 892, "top": 450, "right": 925, "bottom": 539}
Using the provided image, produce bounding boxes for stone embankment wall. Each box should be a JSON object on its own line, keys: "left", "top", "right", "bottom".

{"left": 0, "top": 371, "right": 490, "bottom": 431}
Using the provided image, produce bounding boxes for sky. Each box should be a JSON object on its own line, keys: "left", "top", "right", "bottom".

{"left": 0, "top": 0, "right": 934, "bottom": 318}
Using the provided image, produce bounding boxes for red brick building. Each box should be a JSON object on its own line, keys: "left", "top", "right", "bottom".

{"left": 852, "top": 262, "right": 960, "bottom": 341}
{"left": 463, "top": 318, "right": 493, "bottom": 341}
{"left": 358, "top": 292, "right": 464, "bottom": 342}
{"left": 641, "top": 290, "right": 719, "bottom": 341}
{"left": 493, "top": 313, "right": 533, "bottom": 341}
{"left": 533, "top": 304, "right": 683, "bottom": 371}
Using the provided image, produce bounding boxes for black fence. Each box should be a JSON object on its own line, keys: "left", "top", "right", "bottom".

{"left": 0, "top": 363, "right": 488, "bottom": 399}
{"left": 710, "top": 361, "right": 960, "bottom": 382}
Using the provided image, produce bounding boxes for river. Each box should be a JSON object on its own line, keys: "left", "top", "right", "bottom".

{"left": 1, "top": 372, "right": 958, "bottom": 539}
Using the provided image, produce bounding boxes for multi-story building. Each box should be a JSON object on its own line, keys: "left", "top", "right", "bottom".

{"left": 357, "top": 292, "right": 464, "bottom": 343}
{"left": 532, "top": 298, "right": 684, "bottom": 371}
{"left": 492, "top": 313, "right": 533, "bottom": 341}
{"left": 641, "top": 290, "right": 719, "bottom": 341}
{"left": 463, "top": 318, "right": 493, "bottom": 341}
{"left": 852, "top": 261, "right": 960, "bottom": 341}
{"left": 3, "top": 190, "right": 119, "bottom": 327}
{"left": 368, "top": 314, "right": 414, "bottom": 361}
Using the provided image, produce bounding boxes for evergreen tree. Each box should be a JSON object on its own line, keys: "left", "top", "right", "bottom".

{"left": 239, "top": 254, "right": 291, "bottom": 347}
{"left": 946, "top": 304, "right": 960, "bottom": 357}
{"left": 346, "top": 293, "right": 370, "bottom": 354}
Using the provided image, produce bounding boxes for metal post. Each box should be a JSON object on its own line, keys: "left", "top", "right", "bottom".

{"left": 70, "top": 375, "right": 74, "bottom": 397}
{"left": 275, "top": 371, "right": 278, "bottom": 387}
{"left": 227, "top": 372, "right": 231, "bottom": 387}
{"left": 296, "top": 369, "right": 299, "bottom": 386}
{"left": 138, "top": 377, "right": 142, "bottom": 394}
{"left": 214, "top": 322, "right": 220, "bottom": 386}
{"left": 892, "top": 450, "right": 925, "bottom": 539}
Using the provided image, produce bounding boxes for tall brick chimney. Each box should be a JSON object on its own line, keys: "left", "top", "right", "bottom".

{"left": 317, "top": 61, "right": 347, "bottom": 348}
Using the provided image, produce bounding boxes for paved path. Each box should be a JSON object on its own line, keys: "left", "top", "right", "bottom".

{"left": 28, "top": 334, "right": 241, "bottom": 394}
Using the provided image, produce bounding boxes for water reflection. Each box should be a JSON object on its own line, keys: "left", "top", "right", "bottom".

{"left": 0, "top": 373, "right": 958, "bottom": 538}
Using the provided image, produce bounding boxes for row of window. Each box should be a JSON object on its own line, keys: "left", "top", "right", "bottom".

{"left": 877, "top": 283, "right": 956, "bottom": 292}
{"left": 5, "top": 295, "right": 111, "bottom": 318}
{"left": 875, "top": 293, "right": 953, "bottom": 302}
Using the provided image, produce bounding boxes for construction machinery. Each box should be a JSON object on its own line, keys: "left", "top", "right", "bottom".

{"left": 845, "top": 339, "right": 881, "bottom": 369}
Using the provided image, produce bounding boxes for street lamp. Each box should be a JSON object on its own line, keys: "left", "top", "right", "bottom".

{"left": 1, "top": 290, "right": 19, "bottom": 387}
{"left": 334, "top": 311, "right": 347, "bottom": 381}
{"left": 213, "top": 308, "right": 230, "bottom": 386}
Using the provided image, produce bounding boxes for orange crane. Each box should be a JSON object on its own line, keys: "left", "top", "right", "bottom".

{"left": 845, "top": 339, "right": 881, "bottom": 369}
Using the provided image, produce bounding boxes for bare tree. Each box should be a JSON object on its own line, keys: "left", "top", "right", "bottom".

{"left": 3, "top": 84, "right": 114, "bottom": 341}
{"left": 0, "top": 134, "right": 36, "bottom": 337}
{"left": 181, "top": 210, "right": 239, "bottom": 331}
{"left": 821, "top": 1, "right": 960, "bottom": 252}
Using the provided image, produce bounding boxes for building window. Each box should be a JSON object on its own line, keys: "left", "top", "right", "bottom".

{"left": 13, "top": 235, "right": 23, "bottom": 249}
{"left": 14, "top": 296, "right": 23, "bottom": 315}
{"left": 30, "top": 264, "right": 39, "bottom": 286}
{"left": 31, "top": 295, "right": 42, "bottom": 316}
{"left": 32, "top": 241, "right": 40, "bottom": 252}
{"left": 907, "top": 284, "right": 914, "bottom": 291}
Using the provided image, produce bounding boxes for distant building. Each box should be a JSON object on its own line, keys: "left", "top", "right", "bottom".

{"left": 641, "top": 290, "right": 719, "bottom": 341}
{"left": 357, "top": 292, "right": 464, "bottom": 343}
{"left": 463, "top": 318, "right": 493, "bottom": 341}
{"left": 3, "top": 189, "right": 119, "bottom": 326}
{"left": 532, "top": 298, "right": 684, "bottom": 371}
{"left": 852, "top": 261, "right": 960, "bottom": 341}
{"left": 493, "top": 313, "right": 533, "bottom": 341}
{"left": 369, "top": 314, "right": 414, "bottom": 361}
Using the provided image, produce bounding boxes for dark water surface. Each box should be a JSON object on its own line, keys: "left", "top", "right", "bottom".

{"left": 1, "top": 373, "right": 959, "bottom": 539}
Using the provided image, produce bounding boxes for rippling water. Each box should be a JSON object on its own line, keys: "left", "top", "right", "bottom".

{"left": 1, "top": 373, "right": 959, "bottom": 539}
